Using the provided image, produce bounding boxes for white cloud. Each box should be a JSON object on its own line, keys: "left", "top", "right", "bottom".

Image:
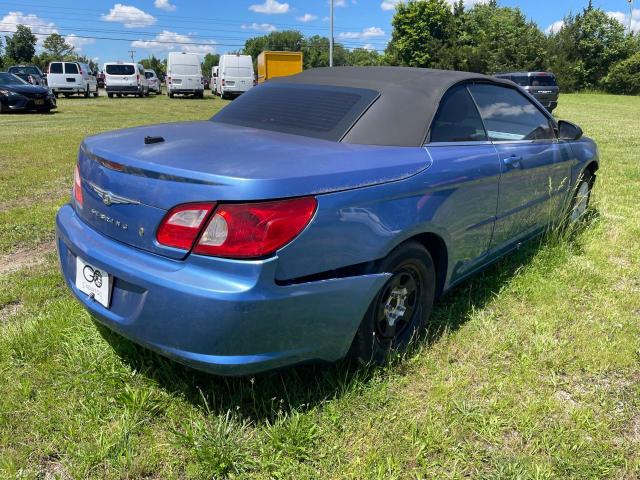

{"left": 154, "top": 0, "right": 176, "bottom": 12}
{"left": 242, "top": 22, "right": 277, "bottom": 32}
{"left": 131, "top": 30, "right": 216, "bottom": 55}
{"left": 362, "top": 43, "right": 376, "bottom": 51}
{"left": 101, "top": 4, "right": 157, "bottom": 28}
{"left": 65, "top": 34, "right": 95, "bottom": 52}
{"left": 382, "top": 0, "right": 487, "bottom": 11}
{"left": 297, "top": 13, "right": 317, "bottom": 22}
{"left": 339, "top": 26, "right": 385, "bottom": 40}
{"left": 248, "top": 0, "right": 289, "bottom": 14}
{"left": 545, "top": 20, "right": 565, "bottom": 34}
{"left": 334, "top": 0, "right": 347, "bottom": 7}
{"left": 607, "top": 9, "right": 640, "bottom": 33}
{"left": 0, "top": 11, "right": 57, "bottom": 36}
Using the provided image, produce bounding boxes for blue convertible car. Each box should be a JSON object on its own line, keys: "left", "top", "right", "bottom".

{"left": 56, "top": 67, "right": 598, "bottom": 375}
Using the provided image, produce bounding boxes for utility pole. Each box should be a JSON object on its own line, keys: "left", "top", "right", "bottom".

{"left": 128, "top": 50, "right": 136, "bottom": 62}
{"left": 329, "top": 0, "right": 334, "bottom": 67}
{"left": 628, "top": 0, "right": 634, "bottom": 35}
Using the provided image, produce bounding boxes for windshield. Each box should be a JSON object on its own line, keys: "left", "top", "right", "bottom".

{"left": 0, "top": 73, "right": 28, "bottom": 86}
{"left": 212, "top": 83, "right": 379, "bottom": 142}
{"left": 144, "top": 71, "right": 155, "bottom": 79}
{"left": 106, "top": 64, "right": 135, "bottom": 75}
{"left": 8, "top": 66, "right": 40, "bottom": 76}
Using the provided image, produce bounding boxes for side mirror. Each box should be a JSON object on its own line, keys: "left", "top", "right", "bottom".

{"left": 558, "top": 120, "right": 583, "bottom": 141}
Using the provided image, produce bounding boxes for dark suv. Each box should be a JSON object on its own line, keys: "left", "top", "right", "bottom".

{"left": 494, "top": 72, "right": 559, "bottom": 113}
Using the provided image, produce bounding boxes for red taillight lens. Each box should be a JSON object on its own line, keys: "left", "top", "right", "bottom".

{"left": 193, "top": 197, "right": 317, "bottom": 258}
{"left": 73, "top": 165, "right": 83, "bottom": 208}
{"left": 157, "top": 203, "right": 216, "bottom": 250}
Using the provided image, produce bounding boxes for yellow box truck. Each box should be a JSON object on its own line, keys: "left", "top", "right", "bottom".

{"left": 257, "top": 51, "right": 303, "bottom": 83}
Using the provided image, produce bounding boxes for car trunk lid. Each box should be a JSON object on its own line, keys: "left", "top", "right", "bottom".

{"left": 76, "top": 120, "right": 430, "bottom": 258}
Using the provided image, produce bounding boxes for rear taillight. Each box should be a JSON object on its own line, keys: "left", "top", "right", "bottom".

{"left": 193, "top": 197, "right": 317, "bottom": 258}
{"left": 167, "top": 76, "right": 172, "bottom": 84}
{"left": 156, "top": 203, "right": 216, "bottom": 250}
{"left": 221, "top": 79, "right": 225, "bottom": 86}
{"left": 73, "top": 165, "right": 83, "bottom": 208}
{"left": 136, "top": 73, "right": 140, "bottom": 83}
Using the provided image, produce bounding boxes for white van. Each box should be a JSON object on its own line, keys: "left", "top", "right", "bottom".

{"left": 166, "top": 52, "right": 203, "bottom": 98}
{"left": 211, "top": 66, "right": 219, "bottom": 94}
{"left": 104, "top": 62, "right": 149, "bottom": 98}
{"left": 47, "top": 61, "right": 98, "bottom": 97}
{"left": 217, "top": 54, "right": 254, "bottom": 99}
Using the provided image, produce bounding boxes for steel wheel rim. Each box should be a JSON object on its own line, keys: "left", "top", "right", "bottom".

{"left": 375, "top": 263, "right": 422, "bottom": 340}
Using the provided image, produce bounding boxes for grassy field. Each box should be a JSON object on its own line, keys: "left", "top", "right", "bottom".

{"left": 0, "top": 91, "right": 639, "bottom": 479}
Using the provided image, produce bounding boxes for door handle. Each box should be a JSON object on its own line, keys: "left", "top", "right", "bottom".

{"left": 503, "top": 155, "right": 523, "bottom": 169}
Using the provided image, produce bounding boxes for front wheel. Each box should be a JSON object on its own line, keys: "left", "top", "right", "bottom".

{"left": 568, "top": 169, "right": 594, "bottom": 223}
{"left": 349, "top": 241, "right": 436, "bottom": 365}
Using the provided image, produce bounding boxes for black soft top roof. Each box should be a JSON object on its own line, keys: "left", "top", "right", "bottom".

{"left": 271, "top": 66, "right": 514, "bottom": 147}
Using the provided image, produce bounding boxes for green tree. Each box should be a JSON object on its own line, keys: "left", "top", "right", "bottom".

{"left": 4, "top": 25, "right": 37, "bottom": 63}
{"left": 385, "top": 0, "right": 454, "bottom": 68}
{"left": 141, "top": 55, "right": 167, "bottom": 76}
{"left": 601, "top": 52, "right": 640, "bottom": 95}
{"left": 201, "top": 53, "right": 220, "bottom": 77}
{"left": 302, "top": 35, "right": 348, "bottom": 68}
{"left": 243, "top": 30, "right": 304, "bottom": 63}
{"left": 547, "top": 7, "right": 630, "bottom": 91}
{"left": 42, "top": 33, "right": 74, "bottom": 58}
{"left": 347, "top": 47, "right": 384, "bottom": 66}
{"left": 458, "top": 2, "right": 547, "bottom": 74}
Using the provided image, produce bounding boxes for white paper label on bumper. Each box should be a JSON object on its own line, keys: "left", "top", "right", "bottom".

{"left": 75, "top": 256, "right": 112, "bottom": 308}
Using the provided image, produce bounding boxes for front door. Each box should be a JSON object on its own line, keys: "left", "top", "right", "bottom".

{"left": 468, "top": 83, "right": 568, "bottom": 250}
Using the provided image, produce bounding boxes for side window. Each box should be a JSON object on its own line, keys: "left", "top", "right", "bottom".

{"left": 468, "top": 84, "right": 555, "bottom": 141}
{"left": 429, "top": 85, "right": 487, "bottom": 143}
{"left": 65, "top": 63, "right": 79, "bottom": 74}
{"left": 49, "top": 63, "right": 63, "bottom": 74}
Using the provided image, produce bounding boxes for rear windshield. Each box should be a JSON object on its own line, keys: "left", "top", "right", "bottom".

{"left": 49, "top": 63, "right": 63, "bottom": 74}
{"left": 172, "top": 64, "right": 200, "bottom": 75}
{"left": 106, "top": 64, "right": 135, "bottom": 75}
{"left": 144, "top": 71, "right": 155, "bottom": 79}
{"left": 530, "top": 75, "right": 557, "bottom": 87}
{"left": 65, "top": 63, "right": 79, "bottom": 74}
{"left": 8, "top": 66, "right": 40, "bottom": 75}
{"left": 212, "top": 83, "right": 379, "bottom": 142}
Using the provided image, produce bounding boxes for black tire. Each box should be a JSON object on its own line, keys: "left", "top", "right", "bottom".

{"left": 169, "top": 92, "right": 174, "bottom": 98}
{"left": 93, "top": 89, "right": 99, "bottom": 97}
{"left": 567, "top": 169, "right": 594, "bottom": 224}
{"left": 349, "top": 241, "right": 436, "bottom": 365}
{"left": 107, "top": 93, "right": 113, "bottom": 98}
{"left": 84, "top": 86, "right": 90, "bottom": 98}
{"left": 0, "top": 101, "right": 6, "bottom": 114}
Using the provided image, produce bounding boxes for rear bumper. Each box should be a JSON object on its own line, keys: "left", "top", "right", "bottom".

{"left": 106, "top": 86, "right": 140, "bottom": 93}
{"left": 169, "top": 87, "right": 203, "bottom": 94}
{"left": 55, "top": 204, "right": 387, "bottom": 376}
{"left": 52, "top": 86, "right": 84, "bottom": 93}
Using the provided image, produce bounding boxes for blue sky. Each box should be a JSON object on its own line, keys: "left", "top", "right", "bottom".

{"left": 0, "top": 0, "right": 637, "bottom": 65}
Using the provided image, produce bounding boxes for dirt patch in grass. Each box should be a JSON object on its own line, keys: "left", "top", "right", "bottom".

{"left": 0, "top": 241, "right": 55, "bottom": 276}
{"left": 0, "top": 301, "right": 23, "bottom": 323}
{"left": 39, "top": 454, "right": 71, "bottom": 480}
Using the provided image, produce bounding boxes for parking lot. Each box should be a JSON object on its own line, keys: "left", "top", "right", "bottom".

{"left": 1, "top": 91, "right": 639, "bottom": 478}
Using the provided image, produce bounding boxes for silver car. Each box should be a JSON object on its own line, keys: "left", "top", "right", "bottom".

{"left": 144, "top": 69, "right": 161, "bottom": 95}
{"left": 494, "top": 72, "right": 559, "bottom": 113}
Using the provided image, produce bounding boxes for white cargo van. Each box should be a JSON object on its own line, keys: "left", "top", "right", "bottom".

{"left": 217, "top": 54, "right": 254, "bottom": 99}
{"left": 47, "top": 61, "right": 98, "bottom": 98}
{"left": 166, "top": 52, "right": 204, "bottom": 98}
{"left": 104, "top": 62, "right": 149, "bottom": 98}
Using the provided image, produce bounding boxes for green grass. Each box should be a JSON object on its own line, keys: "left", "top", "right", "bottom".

{"left": 0, "top": 92, "right": 639, "bottom": 479}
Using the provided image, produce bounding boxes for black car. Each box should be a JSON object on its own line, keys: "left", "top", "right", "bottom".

{"left": 0, "top": 72, "right": 57, "bottom": 113}
{"left": 7, "top": 65, "right": 46, "bottom": 87}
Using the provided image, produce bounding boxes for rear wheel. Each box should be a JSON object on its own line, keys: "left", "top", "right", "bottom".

{"left": 84, "top": 86, "right": 90, "bottom": 98}
{"left": 107, "top": 93, "right": 113, "bottom": 98}
{"left": 350, "top": 242, "right": 436, "bottom": 365}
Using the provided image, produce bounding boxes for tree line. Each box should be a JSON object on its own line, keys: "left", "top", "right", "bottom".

{"left": 2, "top": 0, "right": 638, "bottom": 94}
